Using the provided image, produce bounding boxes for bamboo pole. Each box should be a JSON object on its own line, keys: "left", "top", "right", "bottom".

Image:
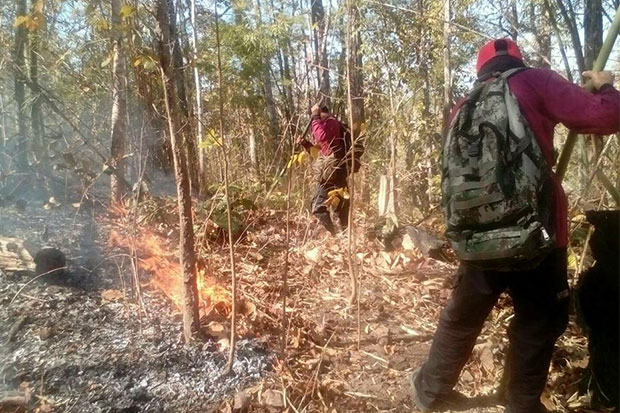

{"left": 555, "top": 6, "right": 620, "bottom": 182}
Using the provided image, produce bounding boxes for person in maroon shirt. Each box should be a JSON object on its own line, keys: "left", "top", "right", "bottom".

{"left": 411, "top": 39, "right": 620, "bottom": 413}
{"left": 298, "top": 105, "right": 349, "bottom": 234}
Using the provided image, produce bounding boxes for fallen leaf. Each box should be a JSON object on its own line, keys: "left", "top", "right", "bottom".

{"left": 101, "top": 289, "right": 124, "bottom": 303}
{"left": 304, "top": 247, "right": 321, "bottom": 263}
{"left": 480, "top": 345, "right": 494, "bottom": 374}
{"left": 261, "top": 389, "right": 284, "bottom": 408}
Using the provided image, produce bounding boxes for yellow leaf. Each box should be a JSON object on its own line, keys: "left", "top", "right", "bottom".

{"left": 568, "top": 250, "right": 578, "bottom": 271}
{"left": 101, "top": 55, "right": 112, "bottom": 68}
{"left": 14, "top": 15, "right": 31, "bottom": 28}
{"left": 94, "top": 18, "right": 109, "bottom": 31}
{"left": 360, "top": 122, "right": 368, "bottom": 134}
{"left": 33, "top": 0, "right": 44, "bottom": 14}
{"left": 133, "top": 57, "right": 142, "bottom": 67}
{"left": 119, "top": 4, "right": 136, "bottom": 19}
{"left": 200, "top": 129, "right": 222, "bottom": 149}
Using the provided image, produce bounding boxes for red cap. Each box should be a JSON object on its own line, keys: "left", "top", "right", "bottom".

{"left": 476, "top": 38, "right": 523, "bottom": 72}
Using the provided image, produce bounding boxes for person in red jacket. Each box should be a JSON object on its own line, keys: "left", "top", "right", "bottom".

{"left": 411, "top": 38, "right": 620, "bottom": 413}
{"left": 298, "top": 105, "right": 349, "bottom": 234}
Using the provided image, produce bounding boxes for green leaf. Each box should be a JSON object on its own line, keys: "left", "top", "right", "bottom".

{"left": 211, "top": 210, "right": 244, "bottom": 237}
{"left": 230, "top": 198, "right": 257, "bottom": 211}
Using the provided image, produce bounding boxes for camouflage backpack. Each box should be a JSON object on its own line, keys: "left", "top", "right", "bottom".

{"left": 441, "top": 68, "right": 554, "bottom": 271}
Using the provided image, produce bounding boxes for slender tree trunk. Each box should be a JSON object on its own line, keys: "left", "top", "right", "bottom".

{"left": 156, "top": 0, "right": 200, "bottom": 342}
{"left": 556, "top": 0, "right": 587, "bottom": 188}
{"left": 584, "top": 0, "right": 603, "bottom": 70}
{"left": 508, "top": 0, "right": 519, "bottom": 40}
{"left": 544, "top": 0, "right": 573, "bottom": 82}
{"left": 248, "top": 109, "right": 259, "bottom": 176}
{"left": 556, "top": 0, "right": 585, "bottom": 73}
{"left": 441, "top": 0, "right": 451, "bottom": 137}
{"left": 311, "top": 0, "right": 330, "bottom": 105}
{"left": 30, "top": 0, "right": 44, "bottom": 169}
{"left": 215, "top": 3, "right": 238, "bottom": 375}
{"left": 386, "top": 68, "right": 398, "bottom": 219}
{"left": 345, "top": 0, "right": 363, "bottom": 311}
{"left": 255, "top": 0, "right": 280, "bottom": 154}
{"left": 263, "top": 65, "right": 280, "bottom": 152}
{"left": 584, "top": 0, "right": 604, "bottom": 177}
{"left": 167, "top": 0, "right": 200, "bottom": 193}
{"left": 189, "top": 0, "right": 204, "bottom": 176}
{"left": 110, "top": 0, "right": 128, "bottom": 204}
{"left": 532, "top": 3, "right": 551, "bottom": 69}
{"left": 14, "top": 0, "right": 29, "bottom": 172}
{"left": 0, "top": 94, "right": 7, "bottom": 151}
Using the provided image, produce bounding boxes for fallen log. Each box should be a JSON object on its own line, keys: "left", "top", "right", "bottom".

{"left": 0, "top": 237, "right": 35, "bottom": 272}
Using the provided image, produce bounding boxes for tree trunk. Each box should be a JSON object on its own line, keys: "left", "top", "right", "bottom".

{"left": 556, "top": 0, "right": 585, "bottom": 73}
{"left": 311, "top": 0, "right": 330, "bottom": 105}
{"left": 252, "top": 0, "right": 279, "bottom": 156}
{"left": 544, "top": 0, "right": 573, "bottom": 82}
{"left": 263, "top": 65, "right": 280, "bottom": 153}
{"left": 189, "top": 0, "right": 204, "bottom": 176}
{"left": 215, "top": 3, "right": 238, "bottom": 375}
{"left": 248, "top": 109, "right": 259, "bottom": 176}
{"left": 155, "top": 0, "right": 200, "bottom": 343}
{"left": 386, "top": 69, "right": 398, "bottom": 219}
{"left": 584, "top": 0, "right": 604, "bottom": 174}
{"left": 441, "top": 0, "right": 451, "bottom": 137}
{"left": 532, "top": 3, "right": 551, "bottom": 69}
{"left": 508, "top": 0, "right": 519, "bottom": 40}
{"left": 584, "top": 0, "right": 603, "bottom": 70}
{"left": 110, "top": 0, "right": 128, "bottom": 204}
{"left": 30, "top": 0, "right": 45, "bottom": 170}
{"left": 14, "top": 0, "right": 29, "bottom": 172}
{"left": 167, "top": 0, "right": 200, "bottom": 194}
{"left": 345, "top": 0, "right": 363, "bottom": 308}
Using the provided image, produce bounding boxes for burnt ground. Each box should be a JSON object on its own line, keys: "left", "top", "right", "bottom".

{"left": 0, "top": 202, "right": 272, "bottom": 412}
{"left": 0, "top": 197, "right": 599, "bottom": 412}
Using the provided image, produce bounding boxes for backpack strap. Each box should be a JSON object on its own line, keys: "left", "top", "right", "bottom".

{"left": 476, "top": 67, "right": 527, "bottom": 83}
{"left": 499, "top": 67, "right": 527, "bottom": 80}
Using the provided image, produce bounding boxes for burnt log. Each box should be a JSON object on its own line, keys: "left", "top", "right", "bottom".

{"left": 34, "top": 247, "right": 66, "bottom": 278}
{"left": 576, "top": 210, "right": 619, "bottom": 410}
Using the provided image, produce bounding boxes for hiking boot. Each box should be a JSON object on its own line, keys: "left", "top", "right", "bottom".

{"left": 410, "top": 367, "right": 471, "bottom": 412}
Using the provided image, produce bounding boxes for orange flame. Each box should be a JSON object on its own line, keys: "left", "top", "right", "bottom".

{"left": 108, "top": 229, "right": 230, "bottom": 315}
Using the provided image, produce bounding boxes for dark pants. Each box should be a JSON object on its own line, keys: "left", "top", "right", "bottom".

{"left": 415, "top": 248, "right": 569, "bottom": 413}
{"left": 311, "top": 167, "right": 349, "bottom": 234}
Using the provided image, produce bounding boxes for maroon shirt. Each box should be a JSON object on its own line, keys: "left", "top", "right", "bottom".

{"left": 452, "top": 69, "right": 620, "bottom": 248}
{"left": 311, "top": 116, "right": 344, "bottom": 156}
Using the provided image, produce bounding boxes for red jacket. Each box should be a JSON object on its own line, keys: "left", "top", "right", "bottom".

{"left": 452, "top": 68, "right": 620, "bottom": 248}
{"left": 311, "top": 116, "right": 345, "bottom": 157}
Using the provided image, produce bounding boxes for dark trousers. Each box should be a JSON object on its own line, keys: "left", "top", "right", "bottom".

{"left": 311, "top": 167, "right": 349, "bottom": 234}
{"left": 415, "top": 248, "right": 569, "bottom": 413}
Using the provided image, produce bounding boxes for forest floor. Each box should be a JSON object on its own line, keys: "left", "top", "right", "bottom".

{"left": 0, "top": 194, "right": 598, "bottom": 413}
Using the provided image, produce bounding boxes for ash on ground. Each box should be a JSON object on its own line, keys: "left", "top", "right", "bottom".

{"left": 0, "top": 204, "right": 273, "bottom": 412}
